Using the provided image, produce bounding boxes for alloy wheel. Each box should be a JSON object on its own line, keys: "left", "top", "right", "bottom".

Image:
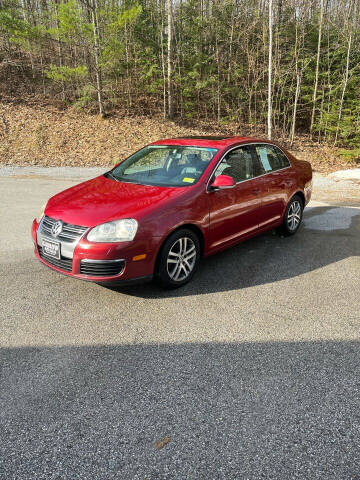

{"left": 166, "top": 237, "right": 197, "bottom": 282}
{"left": 287, "top": 200, "right": 302, "bottom": 231}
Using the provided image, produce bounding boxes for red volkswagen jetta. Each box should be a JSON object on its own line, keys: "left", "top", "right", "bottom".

{"left": 31, "top": 136, "right": 312, "bottom": 288}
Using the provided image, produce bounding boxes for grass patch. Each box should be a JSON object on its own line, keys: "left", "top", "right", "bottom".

{"left": 338, "top": 148, "right": 360, "bottom": 164}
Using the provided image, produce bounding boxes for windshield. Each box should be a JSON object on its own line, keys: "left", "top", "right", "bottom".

{"left": 107, "top": 145, "right": 218, "bottom": 187}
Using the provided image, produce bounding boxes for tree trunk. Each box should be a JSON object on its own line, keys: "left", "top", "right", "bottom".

{"left": 290, "top": 72, "right": 301, "bottom": 145}
{"left": 54, "top": 1, "right": 65, "bottom": 101}
{"left": 20, "top": 0, "right": 35, "bottom": 77}
{"left": 310, "top": 0, "right": 324, "bottom": 136}
{"left": 160, "top": 3, "right": 167, "bottom": 119}
{"left": 290, "top": 15, "right": 300, "bottom": 145}
{"left": 334, "top": 31, "right": 352, "bottom": 145}
{"left": 267, "top": 0, "right": 273, "bottom": 139}
{"left": 167, "top": 0, "right": 174, "bottom": 120}
{"left": 91, "top": 0, "right": 105, "bottom": 117}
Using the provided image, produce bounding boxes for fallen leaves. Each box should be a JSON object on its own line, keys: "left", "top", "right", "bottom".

{"left": 154, "top": 436, "right": 171, "bottom": 450}
{"left": 0, "top": 102, "right": 358, "bottom": 174}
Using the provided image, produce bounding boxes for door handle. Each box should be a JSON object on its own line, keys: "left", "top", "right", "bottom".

{"left": 252, "top": 188, "right": 261, "bottom": 195}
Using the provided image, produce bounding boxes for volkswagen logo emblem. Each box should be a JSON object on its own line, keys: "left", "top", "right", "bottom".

{"left": 51, "top": 220, "right": 63, "bottom": 237}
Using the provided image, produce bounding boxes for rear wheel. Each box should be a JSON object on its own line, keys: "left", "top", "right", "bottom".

{"left": 279, "top": 195, "right": 304, "bottom": 236}
{"left": 155, "top": 229, "right": 200, "bottom": 288}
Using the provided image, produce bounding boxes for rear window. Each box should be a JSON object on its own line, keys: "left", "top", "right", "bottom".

{"left": 255, "top": 145, "right": 290, "bottom": 173}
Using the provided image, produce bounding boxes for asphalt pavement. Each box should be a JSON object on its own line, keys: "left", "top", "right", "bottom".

{"left": 0, "top": 167, "right": 359, "bottom": 479}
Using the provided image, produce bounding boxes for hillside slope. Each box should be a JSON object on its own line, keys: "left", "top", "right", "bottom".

{"left": 0, "top": 103, "right": 357, "bottom": 173}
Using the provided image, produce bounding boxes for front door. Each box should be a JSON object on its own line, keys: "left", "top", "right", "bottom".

{"left": 208, "top": 145, "right": 263, "bottom": 251}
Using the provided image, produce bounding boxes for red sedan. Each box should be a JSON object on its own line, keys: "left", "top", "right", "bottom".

{"left": 31, "top": 136, "right": 312, "bottom": 288}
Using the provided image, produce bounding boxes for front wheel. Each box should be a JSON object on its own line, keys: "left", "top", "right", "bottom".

{"left": 279, "top": 195, "right": 304, "bottom": 236}
{"left": 155, "top": 229, "right": 201, "bottom": 288}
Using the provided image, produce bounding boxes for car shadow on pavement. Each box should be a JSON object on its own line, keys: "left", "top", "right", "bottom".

{"left": 1, "top": 340, "right": 360, "bottom": 479}
{"left": 111, "top": 205, "right": 360, "bottom": 299}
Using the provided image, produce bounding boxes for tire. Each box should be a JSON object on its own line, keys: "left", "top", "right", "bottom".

{"left": 278, "top": 195, "right": 304, "bottom": 236}
{"left": 155, "top": 229, "right": 201, "bottom": 288}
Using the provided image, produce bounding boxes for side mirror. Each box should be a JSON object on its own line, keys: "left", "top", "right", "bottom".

{"left": 210, "top": 174, "right": 236, "bottom": 190}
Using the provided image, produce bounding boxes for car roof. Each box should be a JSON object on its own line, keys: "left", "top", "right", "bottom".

{"left": 150, "top": 136, "right": 270, "bottom": 149}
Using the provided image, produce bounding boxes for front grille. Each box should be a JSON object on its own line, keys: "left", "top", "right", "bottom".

{"left": 80, "top": 260, "right": 125, "bottom": 277}
{"left": 41, "top": 216, "right": 87, "bottom": 243}
{"left": 38, "top": 247, "right": 73, "bottom": 272}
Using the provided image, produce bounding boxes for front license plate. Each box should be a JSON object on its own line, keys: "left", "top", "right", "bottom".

{"left": 42, "top": 239, "right": 60, "bottom": 259}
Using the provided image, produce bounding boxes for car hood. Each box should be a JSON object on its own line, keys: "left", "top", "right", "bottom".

{"left": 45, "top": 175, "right": 187, "bottom": 227}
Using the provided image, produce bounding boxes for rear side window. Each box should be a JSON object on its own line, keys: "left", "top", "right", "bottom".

{"left": 255, "top": 145, "right": 290, "bottom": 173}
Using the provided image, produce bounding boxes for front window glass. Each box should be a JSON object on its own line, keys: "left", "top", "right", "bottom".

{"left": 215, "top": 146, "right": 255, "bottom": 182}
{"left": 108, "top": 146, "right": 218, "bottom": 187}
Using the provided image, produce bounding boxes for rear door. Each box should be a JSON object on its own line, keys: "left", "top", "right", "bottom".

{"left": 208, "top": 145, "right": 264, "bottom": 250}
{"left": 253, "top": 144, "right": 294, "bottom": 228}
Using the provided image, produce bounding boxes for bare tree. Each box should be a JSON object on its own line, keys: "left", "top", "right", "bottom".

{"left": 20, "top": 0, "right": 35, "bottom": 76}
{"left": 310, "top": 0, "right": 324, "bottom": 137}
{"left": 167, "top": 0, "right": 174, "bottom": 119}
{"left": 334, "top": 1, "right": 354, "bottom": 145}
{"left": 54, "top": 0, "right": 65, "bottom": 100}
{"left": 290, "top": 9, "right": 303, "bottom": 145}
{"left": 91, "top": 0, "right": 105, "bottom": 117}
{"left": 160, "top": 3, "right": 167, "bottom": 119}
{"left": 267, "top": 0, "right": 273, "bottom": 139}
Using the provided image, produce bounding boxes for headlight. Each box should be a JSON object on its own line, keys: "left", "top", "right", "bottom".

{"left": 87, "top": 219, "right": 138, "bottom": 243}
{"left": 36, "top": 203, "right": 46, "bottom": 222}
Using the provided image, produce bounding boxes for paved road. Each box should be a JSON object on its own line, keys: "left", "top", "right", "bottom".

{"left": 1, "top": 167, "right": 360, "bottom": 479}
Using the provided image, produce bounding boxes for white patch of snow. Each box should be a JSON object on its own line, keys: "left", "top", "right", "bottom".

{"left": 329, "top": 169, "right": 360, "bottom": 184}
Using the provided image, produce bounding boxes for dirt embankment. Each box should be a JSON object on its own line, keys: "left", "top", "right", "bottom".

{"left": 0, "top": 102, "right": 358, "bottom": 173}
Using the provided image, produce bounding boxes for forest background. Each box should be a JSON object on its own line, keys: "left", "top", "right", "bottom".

{"left": 1, "top": 0, "right": 359, "bottom": 171}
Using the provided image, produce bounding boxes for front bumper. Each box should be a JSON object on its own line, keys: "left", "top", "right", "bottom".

{"left": 31, "top": 219, "right": 160, "bottom": 284}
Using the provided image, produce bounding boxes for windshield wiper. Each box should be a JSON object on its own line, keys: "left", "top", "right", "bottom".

{"left": 105, "top": 173, "right": 143, "bottom": 185}
{"left": 117, "top": 178, "right": 143, "bottom": 185}
{"left": 104, "top": 171, "right": 120, "bottom": 182}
